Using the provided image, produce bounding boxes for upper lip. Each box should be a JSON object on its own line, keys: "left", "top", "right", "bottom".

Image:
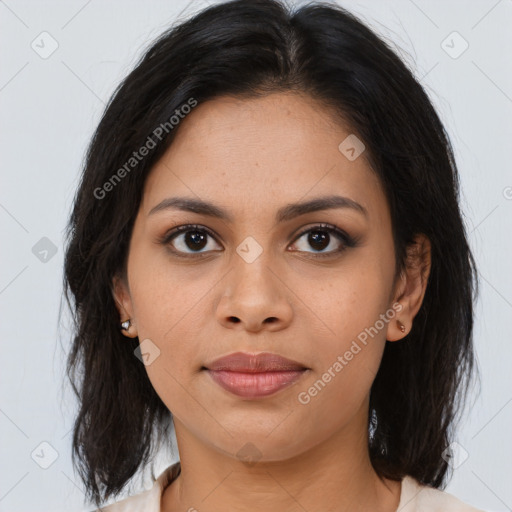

{"left": 204, "top": 352, "right": 308, "bottom": 372}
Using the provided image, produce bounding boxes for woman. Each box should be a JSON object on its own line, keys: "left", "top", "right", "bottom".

{"left": 63, "top": 0, "right": 482, "bottom": 510}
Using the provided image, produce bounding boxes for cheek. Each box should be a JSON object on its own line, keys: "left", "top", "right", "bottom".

{"left": 306, "top": 262, "right": 391, "bottom": 346}
{"left": 134, "top": 305, "right": 206, "bottom": 422}
{"left": 128, "top": 240, "right": 213, "bottom": 341}
{"left": 126, "top": 252, "right": 217, "bottom": 406}
{"left": 295, "top": 256, "right": 393, "bottom": 404}
{"left": 291, "top": 313, "right": 388, "bottom": 443}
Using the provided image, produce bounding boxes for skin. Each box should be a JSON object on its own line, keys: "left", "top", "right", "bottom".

{"left": 112, "top": 92, "right": 431, "bottom": 511}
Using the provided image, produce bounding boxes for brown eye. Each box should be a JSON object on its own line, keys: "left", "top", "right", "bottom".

{"left": 163, "top": 225, "right": 222, "bottom": 256}
{"left": 306, "top": 230, "right": 331, "bottom": 251}
{"left": 290, "top": 223, "right": 355, "bottom": 257}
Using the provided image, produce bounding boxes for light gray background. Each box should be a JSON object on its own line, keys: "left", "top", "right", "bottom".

{"left": 1, "top": 0, "right": 511, "bottom": 510}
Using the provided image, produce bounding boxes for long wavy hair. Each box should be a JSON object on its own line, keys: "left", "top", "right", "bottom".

{"left": 62, "top": 0, "right": 478, "bottom": 506}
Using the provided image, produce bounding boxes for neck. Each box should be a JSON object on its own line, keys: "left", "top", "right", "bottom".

{"left": 161, "top": 411, "right": 401, "bottom": 512}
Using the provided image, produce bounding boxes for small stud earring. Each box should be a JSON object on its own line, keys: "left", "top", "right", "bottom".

{"left": 120, "top": 319, "right": 131, "bottom": 330}
{"left": 396, "top": 319, "right": 406, "bottom": 333}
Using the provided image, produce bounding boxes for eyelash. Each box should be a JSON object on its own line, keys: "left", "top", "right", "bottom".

{"left": 159, "top": 223, "right": 357, "bottom": 259}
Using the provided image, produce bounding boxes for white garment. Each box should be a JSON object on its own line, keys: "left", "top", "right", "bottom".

{"left": 96, "top": 462, "right": 485, "bottom": 512}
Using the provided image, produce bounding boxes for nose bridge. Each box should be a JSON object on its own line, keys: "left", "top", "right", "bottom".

{"left": 215, "top": 234, "right": 293, "bottom": 330}
{"left": 230, "top": 235, "right": 278, "bottom": 296}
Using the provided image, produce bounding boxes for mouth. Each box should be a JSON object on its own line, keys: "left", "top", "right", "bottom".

{"left": 202, "top": 351, "right": 309, "bottom": 399}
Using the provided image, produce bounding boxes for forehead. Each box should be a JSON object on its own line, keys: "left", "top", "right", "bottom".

{"left": 141, "top": 92, "right": 385, "bottom": 221}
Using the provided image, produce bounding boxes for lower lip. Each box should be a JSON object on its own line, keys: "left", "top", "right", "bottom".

{"left": 205, "top": 369, "right": 307, "bottom": 398}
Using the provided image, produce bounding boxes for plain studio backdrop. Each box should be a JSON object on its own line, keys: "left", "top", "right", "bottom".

{"left": 0, "top": 0, "right": 511, "bottom": 511}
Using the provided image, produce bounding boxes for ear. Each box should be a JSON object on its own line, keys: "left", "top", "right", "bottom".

{"left": 386, "top": 233, "right": 431, "bottom": 342}
{"left": 111, "top": 273, "right": 138, "bottom": 338}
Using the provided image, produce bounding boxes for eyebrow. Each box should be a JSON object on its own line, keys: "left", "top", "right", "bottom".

{"left": 148, "top": 195, "right": 368, "bottom": 223}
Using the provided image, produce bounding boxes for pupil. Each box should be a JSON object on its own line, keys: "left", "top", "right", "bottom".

{"left": 186, "top": 231, "right": 207, "bottom": 251}
{"left": 309, "top": 230, "right": 329, "bottom": 251}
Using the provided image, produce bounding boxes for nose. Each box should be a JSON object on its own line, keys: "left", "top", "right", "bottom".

{"left": 215, "top": 256, "right": 293, "bottom": 333}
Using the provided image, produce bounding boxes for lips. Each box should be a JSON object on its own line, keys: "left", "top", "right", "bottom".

{"left": 205, "top": 351, "right": 307, "bottom": 372}
{"left": 203, "top": 352, "right": 309, "bottom": 399}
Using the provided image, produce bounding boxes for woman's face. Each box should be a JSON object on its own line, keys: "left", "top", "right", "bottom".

{"left": 113, "top": 92, "right": 412, "bottom": 463}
